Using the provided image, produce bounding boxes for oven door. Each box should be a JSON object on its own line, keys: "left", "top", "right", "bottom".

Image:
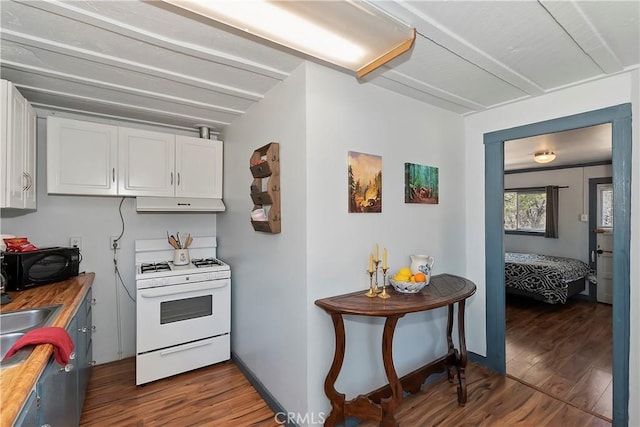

{"left": 136, "top": 278, "right": 230, "bottom": 353}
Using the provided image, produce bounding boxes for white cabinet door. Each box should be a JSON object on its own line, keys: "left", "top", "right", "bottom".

{"left": 118, "top": 127, "right": 175, "bottom": 197}
{"left": 175, "top": 136, "right": 222, "bottom": 198}
{"left": 1, "top": 80, "right": 36, "bottom": 209}
{"left": 6, "top": 83, "right": 27, "bottom": 208}
{"left": 47, "top": 117, "right": 118, "bottom": 195}
{"left": 24, "top": 103, "right": 37, "bottom": 209}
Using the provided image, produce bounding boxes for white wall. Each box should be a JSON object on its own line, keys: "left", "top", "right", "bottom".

{"left": 0, "top": 115, "right": 217, "bottom": 364}
{"left": 219, "top": 62, "right": 466, "bottom": 424}
{"left": 304, "top": 63, "right": 466, "bottom": 418}
{"left": 504, "top": 165, "right": 612, "bottom": 261}
{"left": 218, "top": 64, "right": 309, "bottom": 416}
{"left": 464, "top": 70, "right": 639, "bottom": 426}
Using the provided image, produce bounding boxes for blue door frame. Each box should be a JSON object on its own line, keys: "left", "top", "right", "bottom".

{"left": 484, "top": 104, "right": 631, "bottom": 426}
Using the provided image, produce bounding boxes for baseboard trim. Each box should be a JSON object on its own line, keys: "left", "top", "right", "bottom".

{"left": 468, "top": 351, "right": 491, "bottom": 369}
{"left": 232, "top": 352, "right": 298, "bottom": 427}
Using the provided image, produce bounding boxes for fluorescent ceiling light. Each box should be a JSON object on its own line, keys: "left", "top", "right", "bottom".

{"left": 534, "top": 151, "right": 556, "bottom": 164}
{"left": 164, "top": 0, "right": 416, "bottom": 78}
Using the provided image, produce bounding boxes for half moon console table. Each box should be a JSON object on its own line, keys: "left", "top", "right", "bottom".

{"left": 314, "top": 274, "right": 476, "bottom": 427}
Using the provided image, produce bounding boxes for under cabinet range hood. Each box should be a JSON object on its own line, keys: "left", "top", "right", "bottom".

{"left": 136, "top": 197, "right": 225, "bottom": 212}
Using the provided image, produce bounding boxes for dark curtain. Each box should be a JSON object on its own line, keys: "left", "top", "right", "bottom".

{"left": 545, "top": 185, "right": 559, "bottom": 238}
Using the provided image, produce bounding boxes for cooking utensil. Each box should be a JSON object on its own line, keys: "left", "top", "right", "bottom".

{"left": 184, "top": 234, "right": 193, "bottom": 249}
{"left": 176, "top": 232, "right": 182, "bottom": 249}
{"left": 168, "top": 235, "right": 180, "bottom": 249}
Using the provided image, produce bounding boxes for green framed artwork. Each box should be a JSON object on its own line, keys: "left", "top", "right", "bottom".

{"left": 405, "top": 163, "right": 439, "bottom": 204}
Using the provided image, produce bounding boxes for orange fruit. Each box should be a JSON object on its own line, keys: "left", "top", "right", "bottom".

{"left": 414, "top": 272, "right": 427, "bottom": 282}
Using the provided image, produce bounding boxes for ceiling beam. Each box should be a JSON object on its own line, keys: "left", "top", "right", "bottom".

{"left": 539, "top": 0, "right": 624, "bottom": 74}
{"left": 373, "top": 1, "right": 546, "bottom": 96}
{"left": 380, "top": 69, "right": 487, "bottom": 112}
{"left": 15, "top": 0, "right": 291, "bottom": 80}
{"left": 1, "top": 30, "right": 264, "bottom": 102}
{"left": 1, "top": 60, "right": 244, "bottom": 116}
{"left": 15, "top": 83, "right": 231, "bottom": 127}
{"left": 33, "top": 104, "right": 216, "bottom": 134}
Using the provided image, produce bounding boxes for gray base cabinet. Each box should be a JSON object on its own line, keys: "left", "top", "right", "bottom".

{"left": 39, "top": 313, "right": 79, "bottom": 426}
{"left": 13, "top": 390, "right": 38, "bottom": 426}
{"left": 76, "top": 287, "right": 94, "bottom": 415}
{"left": 14, "top": 286, "right": 94, "bottom": 427}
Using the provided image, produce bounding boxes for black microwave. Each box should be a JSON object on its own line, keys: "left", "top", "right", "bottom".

{"left": 2, "top": 247, "right": 80, "bottom": 291}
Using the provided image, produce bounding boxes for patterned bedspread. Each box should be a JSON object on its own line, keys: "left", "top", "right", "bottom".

{"left": 505, "top": 252, "right": 596, "bottom": 304}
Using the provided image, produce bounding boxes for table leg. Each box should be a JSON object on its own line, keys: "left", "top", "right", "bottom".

{"left": 446, "top": 304, "right": 455, "bottom": 382}
{"left": 380, "top": 316, "right": 401, "bottom": 427}
{"left": 323, "top": 313, "right": 347, "bottom": 426}
{"left": 456, "top": 300, "right": 468, "bottom": 406}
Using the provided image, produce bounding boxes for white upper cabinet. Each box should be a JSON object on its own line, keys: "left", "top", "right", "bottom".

{"left": 47, "top": 117, "right": 119, "bottom": 196}
{"left": 118, "top": 127, "right": 175, "bottom": 197}
{"left": 47, "top": 116, "right": 222, "bottom": 199}
{"left": 24, "top": 103, "right": 37, "bottom": 208}
{"left": 1, "top": 80, "right": 37, "bottom": 209}
{"left": 175, "top": 135, "right": 222, "bottom": 199}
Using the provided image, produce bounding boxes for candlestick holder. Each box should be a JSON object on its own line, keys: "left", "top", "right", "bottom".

{"left": 378, "top": 267, "right": 390, "bottom": 299}
{"left": 373, "top": 260, "right": 381, "bottom": 293}
{"left": 364, "top": 270, "right": 376, "bottom": 297}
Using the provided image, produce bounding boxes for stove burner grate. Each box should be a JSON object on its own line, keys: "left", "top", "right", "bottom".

{"left": 191, "top": 258, "right": 224, "bottom": 268}
{"left": 140, "top": 262, "right": 171, "bottom": 273}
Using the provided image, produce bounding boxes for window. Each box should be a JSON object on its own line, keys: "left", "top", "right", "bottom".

{"left": 598, "top": 185, "right": 613, "bottom": 228}
{"left": 504, "top": 188, "right": 547, "bottom": 234}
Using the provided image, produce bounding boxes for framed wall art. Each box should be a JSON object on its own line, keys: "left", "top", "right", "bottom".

{"left": 348, "top": 151, "right": 382, "bottom": 213}
{"left": 404, "top": 162, "right": 439, "bottom": 204}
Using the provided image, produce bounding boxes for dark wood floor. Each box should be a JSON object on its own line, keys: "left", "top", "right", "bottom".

{"left": 82, "top": 356, "right": 611, "bottom": 426}
{"left": 506, "top": 295, "right": 612, "bottom": 421}
{"left": 80, "top": 358, "right": 278, "bottom": 426}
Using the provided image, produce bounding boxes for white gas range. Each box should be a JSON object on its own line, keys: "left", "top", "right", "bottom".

{"left": 135, "top": 236, "right": 230, "bottom": 385}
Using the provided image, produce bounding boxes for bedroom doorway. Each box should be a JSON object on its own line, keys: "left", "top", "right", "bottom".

{"left": 484, "top": 104, "right": 631, "bottom": 426}
{"left": 502, "top": 131, "right": 613, "bottom": 420}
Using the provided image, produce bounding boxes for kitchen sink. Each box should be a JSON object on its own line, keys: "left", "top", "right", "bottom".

{"left": 0, "top": 304, "right": 63, "bottom": 368}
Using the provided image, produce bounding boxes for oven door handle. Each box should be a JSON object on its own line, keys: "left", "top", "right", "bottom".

{"left": 139, "top": 281, "right": 227, "bottom": 298}
{"left": 159, "top": 339, "right": 214, "bottom": 356}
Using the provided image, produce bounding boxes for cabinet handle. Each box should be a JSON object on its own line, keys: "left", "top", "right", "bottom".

{"left": 59, "top": 363, "right": 74, "bottom": 373}
{"left": 170, "top": 172, "right": 174, "bottom": 185}
{"left": 112, "top": 168, "right": 115, "bottom": 182}
{"left": 177, "top": 172, "right": 181, "bottom": 186}
{"left": 27, "top": 173, "right": 33, "bottom": 191}
{"left": 79, "top": 327, "right": 88, "bottom": 333}
{"left": 87, "top": 297, "right": 96, "bottom": 305}
{"left": 22, "top": 172, "right": 29, "bottom": 191}
{"left": 89, "top": 360, "right": 97, "bottom": 366}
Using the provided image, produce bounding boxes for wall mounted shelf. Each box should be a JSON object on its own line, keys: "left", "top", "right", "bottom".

{"left": 250, "top": 142, "right": 280, "bottom": 234}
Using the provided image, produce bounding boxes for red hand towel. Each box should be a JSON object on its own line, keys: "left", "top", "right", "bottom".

{"left": 3, "top": 326, "right": 75, "bottom": 365}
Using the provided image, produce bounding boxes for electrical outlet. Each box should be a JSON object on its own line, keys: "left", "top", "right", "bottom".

{"left": 110, "top": 236, "right": 121, "bottom": 250}
{"left": 70, "top": 236, "right": 82, "bottom": 251}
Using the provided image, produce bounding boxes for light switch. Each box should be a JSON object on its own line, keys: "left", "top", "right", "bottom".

{"left": 580, "top": 214, "right": 588, "bottom": 222}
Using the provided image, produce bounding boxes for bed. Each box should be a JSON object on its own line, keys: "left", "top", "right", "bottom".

{"left": 505, "top": 252, "right": 596, "bottom": 304}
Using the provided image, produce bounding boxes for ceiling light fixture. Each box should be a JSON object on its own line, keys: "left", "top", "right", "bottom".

{"left": 534, "top": 151, "right": 556, "bottom": 164}
{"left": 163, "top": 0, "right": 416, "bottom": 78}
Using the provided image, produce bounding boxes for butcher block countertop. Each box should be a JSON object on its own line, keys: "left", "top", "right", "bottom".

{"left": 0, "top": 272, "right": 94, "bottom": 427}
